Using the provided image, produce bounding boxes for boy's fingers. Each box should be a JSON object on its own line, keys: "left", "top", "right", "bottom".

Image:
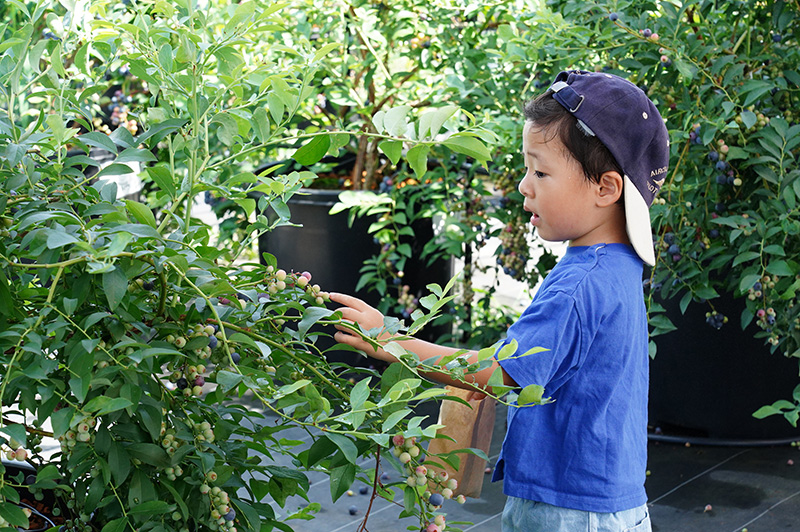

{"left": 329, "top": 292, "right": 367, "bottom": 310}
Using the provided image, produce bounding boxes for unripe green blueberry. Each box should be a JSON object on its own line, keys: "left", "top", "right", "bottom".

{"left": 406, "top": 475, "right": 417, "bottom": 487}
{"left": 441, "top": 487, "right": 453, "bottom": 499}
{"left": 207, "top": 471, "right": 218, "bottom": 482}
{"left": 174, "top": 337, "right": 187, "bottom": 348}
{"left": 276, "top": 269, "right": 287, "bottom": 281}
{"left": 399, "top": 452, "right": 412, "bottom": 464}
{"left": 77, "top": 432, "right": 91, "bottom": 442}
{"left": 408, "top": 445, "right": 420, "bottom": 458}
{"left": 276, "top": 280, "right": 286, "bottom": 291}
{"left": 200, "top": 483, "right": 211, "bottom": 494}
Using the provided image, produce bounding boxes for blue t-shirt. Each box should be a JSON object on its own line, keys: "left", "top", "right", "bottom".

{"left": 492, "top": 243, "right": 649, "bottom": 513}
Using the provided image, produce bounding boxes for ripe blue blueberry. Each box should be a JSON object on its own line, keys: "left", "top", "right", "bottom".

{"left": 176, "top": 377, "right": 188, "bottom": 390}
{"left": 348, "top": 506, "right": 358, "bottom": 516}
{"left": 715, "top": 160, "right": 728, "bottom": 171}
{"left": 709, "top": 229, "right": 720, "bottom": 239}
{"left": 428, "top": 493, "right": 444, "bottom": 507}
{"left": 142, "top": 281, "right": 155, "bottom": 290}
{"left": 715, "top": 174, "right": 727, "bottom": 184}
{"left": 609, "top": 12, "right": 619, "bottom": 21}
{"left": 231, "top": 352, "right": 241, "bottom": 364}
{"left": 224, "top": 509, "right": 236, "bottom": 521}
{"left": 667, "top": 244, "right": 680, "bottom": 255}
{"left": 207, "top": 336, "right": 218, "bottom": 349}
{"left": 663, "top": 232, "right": 675, "bottom": 244}
{"left": 642, "top": 28, "right": 652, "bottom": 38}
{"left": 359, "top": 486, "right": 369, "bottom": 495}
{"left": 773, "top": 33, "right": 782, "bottom": 42}
{"left": 708, "top": 151, "right": 719, "bottom": 162}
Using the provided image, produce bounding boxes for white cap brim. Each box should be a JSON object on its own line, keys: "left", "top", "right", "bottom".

{"left": 624, "top": 174, "right": 656, "bottom": 266}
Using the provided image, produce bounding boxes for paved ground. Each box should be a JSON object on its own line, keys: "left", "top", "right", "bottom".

{"left": 264, "top": 399, "right": 800, "bottom": 532}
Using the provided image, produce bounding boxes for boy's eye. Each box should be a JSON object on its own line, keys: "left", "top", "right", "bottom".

{"left": 534, "top": 171, "right": 546, "bottom": 179}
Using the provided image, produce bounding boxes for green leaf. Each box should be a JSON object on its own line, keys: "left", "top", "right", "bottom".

{"left": 102, "top": 266, "right": 128, "bottom": 311}
{"left": 216, "top": 370, "right": 244, "bottom": 392}
{"left": 378, "top": 140, "right": 402, "bottom": 165}
{"left": 766, "top": 260, "right": 794, "bottom": 276}
{"left": 292, "top": 135, "right": 330, "bottom": 165}
{"left": 329, "top": 463, "right": 356, "bottom": 502}
{"left": 518, "top": 383, "right": 547, "bottom": 406}
{"left": 253, "top": 107, "right": 270, "bottom": 143}
{"left": 324, "top": 433, "right": 358, "bottom": 464}
{"left": 407, "top": 144, "right": 430, "bottom": 180}
{"left": 419, "top": 105, "right": 457, "bottom": 139}
{"left": 443, "top": 135, "right": 491, "bottom": 162}
{"left": 125, "top": 200, "right": 157, "bottom": 228}
{"left": 741, "top": 110, "right": 757, "bottom": 130}
{"left": 297, "top": 306, "right": 335, "bottom": 338}
{"left": 46, "top": 229, "right": 79, "bottom": 249}
{"left": 80, "top": 131, "right": 118, "bottom": 154}
{"left": 0, "top": 424, "right": 27, "bottom": 447}
{"left": 100, "top": 517, "right": 127, "bottom": 532}
{"left": 146, "top": 166, "right": 177, "bottom": 197}
{"left": 128, "top": 500, "right": 171, "bottom": 515}
{"left": 383, "top": 105, "right": 411, "bottom": 136}
{"left": 382, "top": 408, "right": 409, "bottom": 432}
{"left": 158, "top": 43, "right": 173, "bottom": 72}
{"left": 83, "top": 396, "right": 133, "bottom": 416}
{"left": 349, "top": 377, "right": 371, "bottom": 410}
{"left": 0, "top": 502, "right": 29, "bottom": 527}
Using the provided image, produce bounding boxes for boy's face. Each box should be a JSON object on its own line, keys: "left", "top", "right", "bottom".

{"left": 518, "top": 121, "right": 607, "bottom": 246}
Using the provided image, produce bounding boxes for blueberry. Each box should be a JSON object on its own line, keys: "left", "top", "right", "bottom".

{"left": 207, "top": 336, "right": 218, "bottom": 349}
{"left": 715, "top": 160, "right": 728, "bottom": 171}
{"left": 348, "top": 506, "right": 358, "bottom": 516}
{"left": 176, "top": 377, "right": 188, "bottom": 390}
{"left": 708, "top": 151, "right": 719, "bottom": 162}
{"left": 231, "top": 352, "right": 241, "bottom": 364}
{"left": 709, "top": 229, "right": 720, "bottom": 239}
{"left": 663, "top": 232, "right": 675, "bottom": 244}
{"left": 609, "top": 12, "right": 619, "bottom": 21}
{"left": 142, "top": 281, "right": 155, "bottom": 290}
{"left": 642, "top": 28, "right": 652, "bottom": 38}
{"left": 767, "top": 316, "right": 776, "bottom": 325}
{"left": 224, "top": 509, "right": 236, "bottom": 521}
{"left": 428, "top": 493, "right": 444, "bottom": 506}
{"left": 667, "top": 244, "right": 680, "bottom": 255}
{"left": 773, "top": 33, "right": 782, "bottom": 43}
{"left": 359, "top": 486, "right": 369, "bottom": 495}
{"left": 715, "top": 174, "right": 727, "bottom": 184}
{"left": 753, "top": 282, "right": 762, "bottom": 291}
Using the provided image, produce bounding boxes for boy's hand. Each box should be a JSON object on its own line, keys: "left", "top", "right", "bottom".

{"left": 329, "top": 293, "right": 398, "bottom": 362}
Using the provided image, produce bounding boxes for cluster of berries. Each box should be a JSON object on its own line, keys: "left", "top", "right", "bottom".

{"left": 704, "top": 310, "right": 728, "bottom": 330}
{"left": 496, "top": 218, "right": 530, "bottom": 281}
{"left": 397, "top": 284, "right": 420, "bottom": 319}
{"left": 58, "top": 417, "right": 97, "bottom": 453}
{"left": 258, "top": 267, "right": 329, "bottom": 306}
{"left": 200, "top": 477, "right": 237, "bottom": 532}
{"left": 747, "top": 278, "right": 774, "bottom": 302}
{"left": 3, "top": 446, "right": 28, "bottom": 461}
{"left": 390, "top": 434, "right": 465, "bottom": 531}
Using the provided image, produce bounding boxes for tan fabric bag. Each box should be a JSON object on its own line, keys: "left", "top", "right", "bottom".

{"left": 427, "top": 386, "right": 496, "bottom": 498}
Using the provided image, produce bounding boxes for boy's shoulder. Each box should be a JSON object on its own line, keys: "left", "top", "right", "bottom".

{"left": 543, "top": 244, "right": 644, "bottom": 298}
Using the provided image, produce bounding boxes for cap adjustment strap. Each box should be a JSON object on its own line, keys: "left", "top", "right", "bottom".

{"left": 550, "top": 81, "right": 584, "bottom": 112}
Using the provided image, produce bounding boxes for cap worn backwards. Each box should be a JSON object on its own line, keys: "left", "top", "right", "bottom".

{"left": 548, "top": 70, "right": 670, "bottom": 266}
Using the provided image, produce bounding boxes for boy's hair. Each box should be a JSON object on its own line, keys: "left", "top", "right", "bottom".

{"left": 523, "top": 90, "right": 624, "bottom": 186}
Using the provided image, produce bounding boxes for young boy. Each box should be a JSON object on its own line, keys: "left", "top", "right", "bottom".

{"left": 330, "top": 70, "right": 669, "bottom": 532}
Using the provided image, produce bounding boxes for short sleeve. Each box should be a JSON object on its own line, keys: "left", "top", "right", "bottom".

{"left": 497, "top": 288, "right": 583, "bottom": 395}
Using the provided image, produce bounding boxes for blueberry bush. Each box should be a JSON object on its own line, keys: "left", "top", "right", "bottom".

{"left": 0, "top": 1, "right": 513, "bottom": 531}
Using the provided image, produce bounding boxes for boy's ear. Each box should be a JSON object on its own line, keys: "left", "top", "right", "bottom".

{"left": 595, "top": 171, "right": 624, "bottom": 207}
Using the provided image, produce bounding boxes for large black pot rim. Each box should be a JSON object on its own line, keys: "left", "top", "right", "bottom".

{"left": 647, "top": 432, "right": 799, "bottom": 447}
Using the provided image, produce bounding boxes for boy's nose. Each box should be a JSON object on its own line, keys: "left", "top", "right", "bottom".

{"left": 518, "top": 172, "right": 534, "bottom": 198}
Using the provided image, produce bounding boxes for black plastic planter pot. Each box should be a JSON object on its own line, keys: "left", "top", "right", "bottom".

{"left": 649, "top": 290, "right": 800, "bottom": 444}
{"left": 258, "top": 188, "right": 453, "bottom": 367}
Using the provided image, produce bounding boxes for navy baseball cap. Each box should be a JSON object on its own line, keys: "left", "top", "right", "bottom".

{"left": 548, "top": 70, "right": 670, "bottom": 266}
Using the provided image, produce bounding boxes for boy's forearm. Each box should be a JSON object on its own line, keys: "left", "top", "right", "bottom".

{"left": 388, "top": 337, "right": 517, "bottom": 392}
